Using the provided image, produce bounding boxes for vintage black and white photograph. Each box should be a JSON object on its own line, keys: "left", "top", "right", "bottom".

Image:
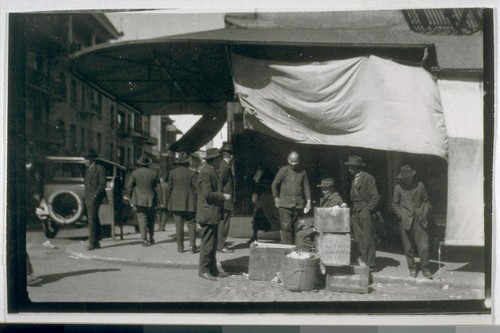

{"left": 4, "top": 4, "right": 493, "bottom": 321}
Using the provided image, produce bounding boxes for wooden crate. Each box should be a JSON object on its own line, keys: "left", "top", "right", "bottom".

{"left": 317, "top": 233, "right": 351, "bottom": 266}
{"left": 248, "top": 243, "right": 296, "bottom": 281}
{"left": 325, "top": 265, "right": 369, "bottom": 293}
{"left": 314, "top": 207, "right": 350, "bottom": 233}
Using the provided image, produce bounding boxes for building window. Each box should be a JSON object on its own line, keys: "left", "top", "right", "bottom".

{"left": 110, "top": 105, "right": 115, "bottom": 128}
{"left": 81, "top": 86, "right": 86, "bottom": 110}
{"left": 134, "top": 145, "right": 142, "bottom": 162}
{"left": 81, "top": 127, "right": 85, "bottom": 151}
{"left": 117, "top": 111, "right": 124, "bottom": 130}
{"left": 127, "top": 114, "right": 132, "bottom": 131}
{"left": 55, "top": 120, "right": 66, "bottom": 146}
{"left": 127, "top": 147, "right": 131, "bottom": 166}
{"left": 97, "top": 94, "right": 102, "bottom": 116}
{"left": 134, "top": 113, "right": 142, "bottom": 132}
{"left": 69, "top": 124, "right": 76, "bottom": 151}
{"left": 109, "top": 142, "right": 114, "bottom": 161}
{"left": 70, "top": 80, "right": 77, "bottom": 107}
{"left": 97, "top": 133, "right": 102, "bottom": 154}
{"left": 88, "top": 129, "right": 92, "bottom": 148}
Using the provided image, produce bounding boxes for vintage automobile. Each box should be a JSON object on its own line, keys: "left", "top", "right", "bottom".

{"left": 36, "top": 156, "right": 135, "bottom": 239}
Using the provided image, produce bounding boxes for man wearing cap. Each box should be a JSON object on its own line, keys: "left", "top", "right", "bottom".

{"left": 127, "top": 154, "right": 161, "bottom": 247}
{"left": 345, "top": 155, "right": 380, "bottom": 272}
{"left": 217, "top": 142, "right": 235, "bottom": 253}
{"left": 317, "top": 178, "right": 345, "bottom": 208}
{"left": 392, "top": 165, "right": 433, "bottom": 279}
{"left": 196, "top": 148, "right": 231, "bottom": 281}
{"left": 84, "top": 149, "right": 108, "bottom": 251}
{"left": 168, "top": 152, "right": 198, "bottom": 253}
{"left": 272, "top": 151, "right": 312, "bottom": 245}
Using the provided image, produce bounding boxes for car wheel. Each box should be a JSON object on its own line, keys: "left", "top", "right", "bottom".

{"left": 42, "top": 219, "right": 60, "bottom": 238}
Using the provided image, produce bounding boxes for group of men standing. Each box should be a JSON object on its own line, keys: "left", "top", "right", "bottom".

{"left": 82, "top": 142, "right": 235, "bottom": 282}
{"left": 271, "top": 151, "right": 433, "bottom": 278}
{"left": 82, "top": 145, "right": 433, "bottom": 281}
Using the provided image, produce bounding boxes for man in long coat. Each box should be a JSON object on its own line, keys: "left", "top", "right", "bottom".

{"left": 196, "top": 148, "right": 231, "bottom": 281}
{"left": 84, "top": 149, "right": 108, "bottom": 251}
{"left": 392, "top": 165, "right": 433, "bottom": 279}
{"left": 216, "top": 142, "right": 234, "bottom": 253}
{"left": 346, "top": 155, "right": 380, "bottom": 272}
{"left": 168, "top": 152, "right": 198, "bottom": 253}
{"left": 127, "top": 154, "right": 161, "bottom": 247}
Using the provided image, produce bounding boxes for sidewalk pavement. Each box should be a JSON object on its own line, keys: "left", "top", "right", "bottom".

{"left": 64, "top": 221, "right": 485, "bottom": 291}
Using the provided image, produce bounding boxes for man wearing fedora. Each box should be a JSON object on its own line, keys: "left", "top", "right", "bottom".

{"left": 392, "top": 165, "right": 433, "bottom": 279}
{"left": 84, "top": 149, "right": 108, "bottom": 251}
{"left": 168, "top": 152, "right": 198, "bottom": 253}
{"left": 345, "top": 155, "right": 380, "bottom": 272}
{"left": 196, "top": 148, "right": 231, "bottom": 281}
{"left": 217, "top": 142, "right": 235, "bottom": 253}
{"left": 317, "top": 178, "right": 346, "bottom": 208}
{"left": 127, "top": 154, "right": 161, "bottom": 247}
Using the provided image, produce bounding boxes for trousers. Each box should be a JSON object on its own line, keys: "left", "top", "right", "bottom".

{"left": 173, "top": 211, "right": 197, "bottom": 250}
{"left": 279, "top": 207, "right": 303, "bottom": 245}
{"left": 400, "top": 221, "right": 430, "bottom": 271}
{"left": 85, "top": 199, "right": 102, "bottom": 246}
{"left": 351, "top": 208, "right": 377, "bottom": 268}
{"left": 136, "top": 205, "right": 155, "bottom": 241}
{"left": 217, "top": 209, "right": 232, "bottom": 250}
{"left": 198, "top": 223, "right": 218, "bottom": 275}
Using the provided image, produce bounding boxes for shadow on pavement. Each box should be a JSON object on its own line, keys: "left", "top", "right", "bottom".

{"left": 376, "top": 256, "right": 400, "bottom": 270}
{"left": 28, "top": 268, "right": 121, "bottom": 287}
{"left": 221, "top": 256, "right": 249, "bottom": 274}
{"left": 101, "top": 240, "right": 144, "bottom": 248}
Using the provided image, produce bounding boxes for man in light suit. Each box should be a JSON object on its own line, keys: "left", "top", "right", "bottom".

{"left": 217, "top": 142, "right": 235, "bottom": 253}
{"left": 196, "top": 148, "right": 231, "bottom": 281}
{"left": 127, "top": 154, "right": 161, "bottom": 247}
{"left": 168, "top": 152, "right": 198, "bottom": 253}
{"left": 346, "top": 155, "right": 380, "bottom": 272}
{"left": 84, "top": 149, "right": 108, "bottom": 251}
{"left": 392, "top": 165, "right": 433, "bottom": 279}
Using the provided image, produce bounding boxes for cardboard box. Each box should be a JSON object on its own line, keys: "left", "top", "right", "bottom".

{"left": 317, "top": 233, "right": 351, "bottom": 266}
{"left": 248, "top": 243, "right": 296, "bottom": 281}
{"left": 325, "top": 265, "right": 369, "bottom": 293}
{"left": 314, "top": 207, "right": 350, "bottom": 233}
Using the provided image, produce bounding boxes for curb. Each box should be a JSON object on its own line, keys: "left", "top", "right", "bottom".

{"left": 66, "top": 249, "right": 483, "bottom": 290}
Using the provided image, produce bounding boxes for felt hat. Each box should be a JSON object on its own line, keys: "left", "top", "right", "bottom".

{"left": 174, "top": 152, "right": 190, "bottom": 165}
{"left": 205, "top": 148, "right": 221, "bottom": 160}
{"left": 136, "top": 154, "right": 152, "bottom": 166}
{"left": 344, "top": 155, "right": 365, "bottom": 167}
{"left": 220, "top": 142, "right": 233, "bottom": 153}
{"left": 397, "top": 165, "right": 417, "bottom": 179}
{"left": 84, "top": 149, "right": 98, "bottom": 160}
{"left": 317, "top": 178, "right": 335, "bottom": 188}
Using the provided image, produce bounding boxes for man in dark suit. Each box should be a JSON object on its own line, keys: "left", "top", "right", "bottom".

{"left": 196, "top": 148, "right": 231, "bottom": 281}
{"left": 127, "top": 154, "right": 161, "bottom": 247}
{"left": 84, "top": 149, "right": 108, "bottom": 251}
{"left": 345, "top": 155, "right": 380, "bottom": 272}
{"left": 168, "top": 152, "right": 198, "bottom": 253}
{"left": 217, "top": 142, "right": 234, "bottom": 253}
{"left": 392, "top": 165, "right": 433, "bottom": 279}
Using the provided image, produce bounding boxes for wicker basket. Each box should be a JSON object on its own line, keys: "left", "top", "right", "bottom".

{"left": 282, "top": 256, "right": 320, "bottom": 292}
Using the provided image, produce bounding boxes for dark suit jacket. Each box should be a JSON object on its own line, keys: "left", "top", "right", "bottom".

{"left": 217, "top": 159, "right": 234, "bottom": 211}
{"left": 127, "top": 167, "right": 159, "bottom": 208}
{"left": 167, "top": 165, "right": 197, "bottom": 212}
{"left": 350, "top": 171, "right": 380, "bottom": 213}
{"left": 196, "top": 164, "right": 226, "bottom": 225}
{"left": 84, "top": 163, "right": 107, "bottom": 204}
{"left": 320, "top": 191, "right": 344, "bottom": 207}
{"left": 392, "top": 181, "right": 432, "bottom": 230}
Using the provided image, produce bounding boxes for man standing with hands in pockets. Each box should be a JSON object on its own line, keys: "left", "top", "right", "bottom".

{"left": 196, "top": 148, "right": 231, "bottom": 281}
{"left": 272, "top": 151, "right": 312, "bottom": 245}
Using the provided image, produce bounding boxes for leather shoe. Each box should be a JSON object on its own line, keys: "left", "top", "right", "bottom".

{"left": 178, "top": 247, "right": 184, "bottom": 253}
{"left": 218, "top": 247, "right": 234, "bottom": 253}
{"left": 142, "top": 240, "right": 148, "bottom": 247}
{"left": 190, "top": 246, "right": 198, "bottom": 254}
{"left": 422, "top": 270, "right": 433, "bottom": 279}
{"left": 198, "top": 272, "right": 217, "bottom": 281}
{"left": 410, "top": 270, "right": 418, "bottom": 278}
{"left": 216, "top": 271, "right": 229, "bottom": 278}
{"left": 149, "top": 238, "right": 155, "bottom": 245}
{"left": 86, "top": 245, "right": 97, "bottom": 251}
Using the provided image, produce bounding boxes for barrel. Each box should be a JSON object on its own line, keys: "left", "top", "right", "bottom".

{"left": 282, "top": 256, "right": 320, "bottom": 292}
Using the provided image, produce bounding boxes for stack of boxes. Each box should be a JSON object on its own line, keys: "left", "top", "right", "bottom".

{"left": 315, "top": 207, "right": 370, "bottom": 293}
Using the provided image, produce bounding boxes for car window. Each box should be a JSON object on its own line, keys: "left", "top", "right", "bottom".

{"left": 45, "top": 161, "right": 86, "bottom": 181}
